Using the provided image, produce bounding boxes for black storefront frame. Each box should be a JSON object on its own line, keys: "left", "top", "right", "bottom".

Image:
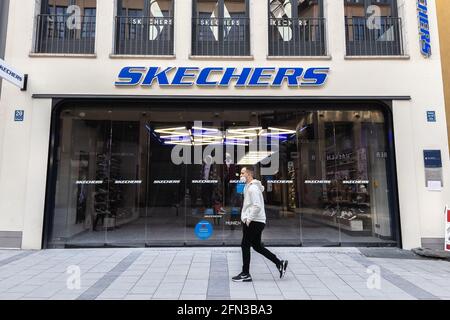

{"left": 41, "top": 97, "right": 403, "bottom": 249}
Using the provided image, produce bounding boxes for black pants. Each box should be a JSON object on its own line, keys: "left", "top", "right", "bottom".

{"left": 241, "top": 221, "right": 281, "bottom": 274}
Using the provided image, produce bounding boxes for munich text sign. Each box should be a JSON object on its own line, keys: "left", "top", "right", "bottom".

{"left": 115, "top": 66, "right": 330, "bottom": 88}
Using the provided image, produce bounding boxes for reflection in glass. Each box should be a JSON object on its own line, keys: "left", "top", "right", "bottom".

{"left": 344, "top": 0, "right": 402, "bottom": 56}
{"left": 192, "top": 0, "right": 250, "bottom": 56}
{"left": 268, "top": 0, "right": 325, "bottom": 56}
{"left": 115, "top": 0, "right": 174, "bottom": 55}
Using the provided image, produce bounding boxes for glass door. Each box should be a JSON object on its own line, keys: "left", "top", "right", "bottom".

{"left": 183, "top": 110, "right": 226, "bottom": 245}
{"left": 144, "top": 110, "right": 187, "bottom": 246}
{"left": 296, "top": 111, "right": 342, "bottom": 246}
{"left": 104, "top": 113, "right": 146, "bottom": 247}
{"left": 52, "top": 110, "right": 112, "bottom": 247}
{"left": 256, "top": 109, "right": 302, "bottom": 246}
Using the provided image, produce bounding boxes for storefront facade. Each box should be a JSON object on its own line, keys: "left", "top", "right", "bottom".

{"left": 0, "top": 0, "right": 448, "bottom": 250}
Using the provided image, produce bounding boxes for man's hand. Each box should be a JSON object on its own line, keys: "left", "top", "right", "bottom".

{"left": 246, "top": 219, "right": 251, "bottom": 227}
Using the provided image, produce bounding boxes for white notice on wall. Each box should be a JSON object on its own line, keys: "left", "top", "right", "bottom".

{"left": 427, "top": 181, "right": 443, "bottom": 191}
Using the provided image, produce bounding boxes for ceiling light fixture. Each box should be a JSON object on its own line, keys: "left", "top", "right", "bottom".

{"left": 155, "top": 126, "right": 188, "bottom": 134}
{"left": 259, "top": 127, "right": 296, "bottom": 136}
{"left": 155, "top": 126, "right": 296, "bottom": 147}
{"left": 225, "top": 142, "right": 248, "bottom": 146}
{"left": 237, "top": 151, "right": 276, "bottom": 165}
{"left": 164, "top": 140, "right": 193, "bottom": 146}
{"left": 192, "top": 127, "right": 220, "bottom": 133}
{"left": 160, "top": 134, "right": 191, "bottom": 139}
{"left": 227, "top": 127, "right": 262, "bottom": 137}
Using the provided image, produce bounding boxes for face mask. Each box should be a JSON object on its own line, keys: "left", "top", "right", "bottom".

{"left": 240, "top": 176, "right": 247, "bottom": 183}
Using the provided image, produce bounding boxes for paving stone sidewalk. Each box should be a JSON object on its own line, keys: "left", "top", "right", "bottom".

{"left": 0, "top": 247, "right": 449, "bottom": 300}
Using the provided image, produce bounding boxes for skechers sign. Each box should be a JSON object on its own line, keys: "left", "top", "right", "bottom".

{"left": 417, "top": 0, "right": 431, "bottom": 57}
{"left": 115, "top": 67, "right": 330, "bottom": 88}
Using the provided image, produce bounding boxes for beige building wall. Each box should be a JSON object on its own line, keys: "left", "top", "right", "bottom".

{"left": 436, "top": 0, "right": 450, "bottom": 154}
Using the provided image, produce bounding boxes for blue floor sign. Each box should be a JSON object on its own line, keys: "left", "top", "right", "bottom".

{"left": 195, "top": 221, "right": 213, "bottom": 240}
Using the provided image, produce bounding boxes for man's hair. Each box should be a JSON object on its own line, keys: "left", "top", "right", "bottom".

{"left": 243, "top": 166, "right": 255, "bottom": 177}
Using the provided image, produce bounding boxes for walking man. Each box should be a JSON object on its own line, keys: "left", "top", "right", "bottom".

{"left": 232, "top": 166, "right": 288, "bottom": 282}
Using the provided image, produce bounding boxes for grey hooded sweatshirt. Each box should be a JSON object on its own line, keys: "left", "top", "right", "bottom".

{"left": 241, "top": 179, "right": 266, "bottom": 224}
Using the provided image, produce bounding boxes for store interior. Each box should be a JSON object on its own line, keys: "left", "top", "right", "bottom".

{"left": 46, "top": 101, "right": 400, "bottom": 248}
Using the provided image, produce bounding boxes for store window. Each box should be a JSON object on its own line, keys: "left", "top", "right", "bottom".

{"left": 35, "top": 0, "right": 97, "bottom": 53}
{"left": 115, "top": 0, "right": 174, "bottom": 55}
{"left": 344, "top": 0, "right": 404, "bottom": 56}
{"left": 192, "top": 0, "right": 250, "bottom": 56}
{"left": 45, "top": 102, "right": 400, "bottom": 248}
{"left": 268, "top": 0, "right": 326, "bottom": 56}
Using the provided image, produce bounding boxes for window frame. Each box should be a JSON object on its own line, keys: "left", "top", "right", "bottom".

{"left": 267, "top": 0, "right": 327, "bottom": 56}
{"left": 117, "top": 0, "right": 174, "bottom": 18}
{"left": 191, "top": 0, "right": 251, "bottom": 56}
{"left": 36, "top": 0, "right": 97, "bottom": 54}
{"left": 268, "top": 0, "right": 324, "bottom": 20}
{"left": 344, "top": 0, "right": 404, "bottom": 56}
{"left": 193, "top": 0, "right": 250, "bottom": 20}
{"left": 344, "top": 0, "right": 399, "bottom": 18}
{"left": 81, "top": 7, "right": 96, "bottom": 38}
{"left": 114, "top": 0, "right": 175, "bottom": 55}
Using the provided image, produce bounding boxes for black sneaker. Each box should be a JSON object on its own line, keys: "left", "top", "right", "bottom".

{"left": 232, "top": 272, "right": 252, "bottom": 282}
{"left": 278, "top": 260, "right": 288, "bottom": 279}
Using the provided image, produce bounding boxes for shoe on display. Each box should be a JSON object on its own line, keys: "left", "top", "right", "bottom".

{"left": 232, "top": 272, "right": 252, "bottom": 282}
{"left": 278, "top": 260, "right": 288, "bottom": 279}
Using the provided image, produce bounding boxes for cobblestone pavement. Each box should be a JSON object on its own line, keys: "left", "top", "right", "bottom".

{"left": 0, "top": 248, "right": 448, "bottom": 300}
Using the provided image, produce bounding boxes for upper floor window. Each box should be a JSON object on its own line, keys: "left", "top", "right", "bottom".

{"left": 268, "top": 0, "right": 326, "bottom": 56}
{"left": 35, "top": 0, "right": 97, "bottom": 54}
{"left": 192, "top": 0, "right": 250, "bottom": 56}
{"left": 114, "top": 0, "right": 174, "bottom": 55}
{"left": 344, "top": 0, "right": 404, "bottom": 56}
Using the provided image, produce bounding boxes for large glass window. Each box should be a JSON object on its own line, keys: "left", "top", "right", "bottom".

{"left": 82, "top": 7, "right": 96, "bottom": 38}
{"left": 115, "top": 0, "right": 174, "bottom": 55}
{"left": 35, "top": 0, "right": 96, "bottom": 53}
{"left": 268, "top": 0, "right": 326, "bottom": 56}
{"left": 344, "top": 0, "right": 404, "bottom": 56}
{"left": 46, "top": 102, "right": 400, "bottom": 248}
{"left": 192, "top": 0, "right": 250, "bottom": 56}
